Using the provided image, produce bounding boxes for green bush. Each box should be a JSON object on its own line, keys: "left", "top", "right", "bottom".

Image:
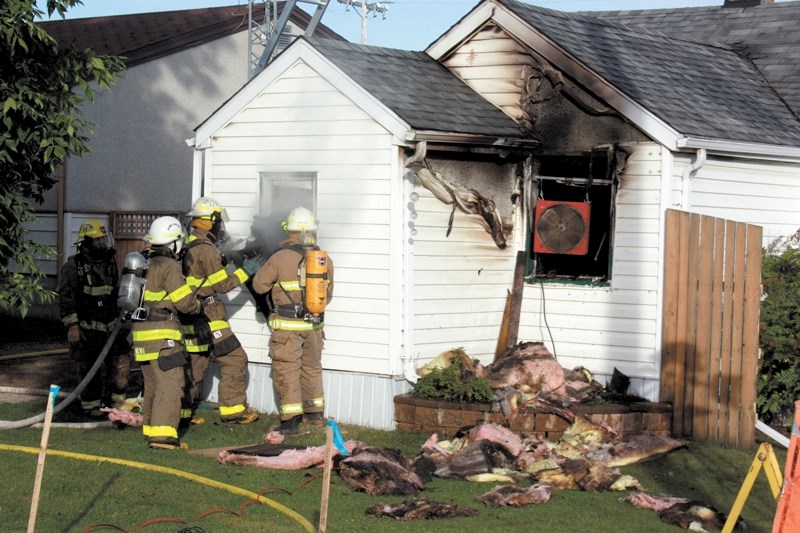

{"left": 412, "top": 355, "right": 493, "bottom": 404}
{"left": 758, "top": 235, "right": 800, "bottom": 426}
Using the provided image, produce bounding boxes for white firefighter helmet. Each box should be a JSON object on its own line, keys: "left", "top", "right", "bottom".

{"left": 75, "top": 219, "right": 114, "bottom": 249}
{"left": 285, "top": 207, "right": 318, "bottom": 231}
{"left": 187, "top": 196, "right": 230, "bottom": 223}
{"left": 144, "top": 216, "right": 185, "bottom": 253}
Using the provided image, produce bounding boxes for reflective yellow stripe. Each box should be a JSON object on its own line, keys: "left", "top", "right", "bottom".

{"left": 144, "top": 289, "right": 167, "bottom": 302}
{"left": 168, "top": 284, "right": 192, "bottom": 302}
{"left": 268, "top": 318, "right": 321, "bottom": 331}
{"left": 142, "top": 425, "right": 153, "bottom": 437}
{"left": 207, "top": 268, "right": 229, "bottom": 285}
{"left": 219, "top": 404, "right": 246, "bottom": 416}
{"left": 62, "top": 314, "right": 78, "bottom": 327}
{"left": 82, "top": 285, "right": 114, "bottom": 296}
{"left": 234, "top": 268, "right": 248, "bottom": 284}
{"left": 185, "top": 341, "right": 209, "bottom": 353}
{"left": 132, "top": 329, "right": 182, "bottom": 342}
{"left": 280, "top": 403, "right": 304, "bottom": 416}
{"left": 148, "top": 425, "right": 178, "bottom": 438}
{"left": 277, "top": 280, "right": 301, "bottom": 291}
{"left": 134, "top": 346, "right": 158, "bottom": 362}
{"left": 308, "top": 397, "right": 325, "bottom": 408}
{"left": 186, "top": 275, "right": 203, "bottom": 287}
{"left": 180, "top": 409, "right": 193, "bottom": 419}
{"left": 208, "top": 320, "right": 229, "bottom": 331}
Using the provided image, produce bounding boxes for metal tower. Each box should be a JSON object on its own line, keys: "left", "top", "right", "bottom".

{"left": 248, "top": 0, "right": 330, "bottom": 79}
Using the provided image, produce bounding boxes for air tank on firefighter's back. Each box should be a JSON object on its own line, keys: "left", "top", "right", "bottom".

{"left": 117, "top": 251, "right": 148, "bottom": 313}
{"left": 304, "top": 249, "right": 329, "bottom": 316}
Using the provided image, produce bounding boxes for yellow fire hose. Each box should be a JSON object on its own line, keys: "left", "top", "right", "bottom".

{"left": 0, "top": 444, "right": 314, "bottom": 532}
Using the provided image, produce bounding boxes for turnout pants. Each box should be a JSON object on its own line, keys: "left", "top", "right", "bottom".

{"left": 269, "top": 329, "right": 325, "bottom": 421}
{"left": 141, "top": 360, "right": 184, "bottom": 443}
{"left": 71, "top": 329, "right": 130, "bottom": 409}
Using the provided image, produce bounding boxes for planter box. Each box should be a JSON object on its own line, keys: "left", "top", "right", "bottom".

{"left": 394, "top": 394, "right": 672, "bottom": 440}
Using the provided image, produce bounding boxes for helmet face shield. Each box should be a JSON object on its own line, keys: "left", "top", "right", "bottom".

{"left": 75, "top": 220, "right": 113, "bottom": 248}
{"left": 86, "top": 233, "right": 115, "bottom": 251}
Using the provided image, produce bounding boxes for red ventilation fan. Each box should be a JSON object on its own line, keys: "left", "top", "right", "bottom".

{"left": 533, "top": 200, "right": 591, "bottom": 255}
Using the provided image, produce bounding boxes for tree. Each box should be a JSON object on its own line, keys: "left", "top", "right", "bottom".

{"left": 758, "top": 231, "right": 800, "bottom": 427}
{"left": 0, "top": 0, "right": 124, "bottom": 316}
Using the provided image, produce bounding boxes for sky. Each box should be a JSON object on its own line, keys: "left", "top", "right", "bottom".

{"left": 37, "top": 0, "right": 773, "bottom": 51}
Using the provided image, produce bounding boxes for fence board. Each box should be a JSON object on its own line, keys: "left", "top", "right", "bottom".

{"left": 660, "top": 209, "right": 761, "bottom": 448}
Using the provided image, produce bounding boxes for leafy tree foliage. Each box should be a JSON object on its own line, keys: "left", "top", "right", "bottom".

{"left": 758, "top": 231, "right": 800, "bottom": 426}
{"left": 0, "top": 0, "right": 124, "bottom": 315}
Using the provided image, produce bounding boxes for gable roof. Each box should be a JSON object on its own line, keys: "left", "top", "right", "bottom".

{"left": 39, "top": 3, "right": 343, "bottom": 67}
{"left": 589, "top": 1, "right": 800, "bottom": 119}
{"left": 306, "top": 38, "right": 525, "bottom": 139}
{"left": 194, "top": 37, "right": 530, "bottom": 149}
{"left": 429, "top": 0, "right": 800, "bottom": 157}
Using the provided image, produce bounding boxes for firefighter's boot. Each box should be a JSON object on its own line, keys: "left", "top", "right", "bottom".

{"left": 275, "top": 415, "right": 302, "bottom": 435}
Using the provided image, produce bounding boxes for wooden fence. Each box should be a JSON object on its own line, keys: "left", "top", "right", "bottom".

{"left": 660, "top": 209, "right": 762, "bottom": 448}
{"left": 111, "top": 211, "right": 183, "bottom": 268}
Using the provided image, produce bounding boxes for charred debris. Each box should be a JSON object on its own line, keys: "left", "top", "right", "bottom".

{"left": 214, "top": 341, "right": 722, "bottom": 527}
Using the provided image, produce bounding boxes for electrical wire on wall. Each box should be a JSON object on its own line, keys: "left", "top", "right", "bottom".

{"left": 538, "top": 279, "right": 557, "bottom": 359}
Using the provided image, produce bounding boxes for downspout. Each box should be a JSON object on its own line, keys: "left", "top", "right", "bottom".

{"left": 56, "top": 161, "right": 66, "bottom": 278}
{"left": 680, "top": 148, "right": 706, "bottom": 210}
{"left": 401, "top": 141, "right": 426, "bottom": 384}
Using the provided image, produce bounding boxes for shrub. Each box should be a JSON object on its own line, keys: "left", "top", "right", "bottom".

{"left": 412, "top": 356, "right": 493, "bottom": 404}
{"left": 758, "top": 232, "right": 800, "bottom": 427}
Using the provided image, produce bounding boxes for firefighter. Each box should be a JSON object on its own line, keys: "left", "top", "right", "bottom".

{"left": 180, "top": 197, "right": 261, "bottom": 425}
{"left": 133, "top": 216, "right": 201, "bottom": 450}
{"left": 57, "top": 220, "right": 132, "bottom": 418}
{"left": 252, "top": 207, "right": 334, "bottom": 435}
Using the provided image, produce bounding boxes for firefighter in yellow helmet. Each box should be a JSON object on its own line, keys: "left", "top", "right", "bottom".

{"left": 133, "top": 216, "right": 201, "bottom": 450}
{"left": 252, "top": 207, "right": 334, "bottom": 435}
{"left": 180, "top": 197, "right": 261, "bottom": 424}
{"left": 57, "top": 220, "right": 132, "bottom": 418}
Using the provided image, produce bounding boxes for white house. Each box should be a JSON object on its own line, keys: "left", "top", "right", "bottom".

{"left": 188, "top": 0, "right": 800, "bottom": 430}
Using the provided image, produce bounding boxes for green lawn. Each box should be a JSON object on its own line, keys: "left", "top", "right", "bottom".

{"left": 0, "top": 398, "right": 786, "bottom": 533}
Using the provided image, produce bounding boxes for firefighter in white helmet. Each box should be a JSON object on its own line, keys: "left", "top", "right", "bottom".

{"left": 57, "top": 220, "right": 133, "bottom": 418}
{"left": 132, "top": 216, "right": 201, "bottom": 450}
{"left": 252, "top": 206, "right": 334, "bottom": 435}
{"left": 180, "top": 197, "right": 262, "bottom": 424}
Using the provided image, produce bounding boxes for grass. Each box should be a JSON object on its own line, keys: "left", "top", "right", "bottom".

{"left": 0, "top": 397, "right": 788, "bottom": 533}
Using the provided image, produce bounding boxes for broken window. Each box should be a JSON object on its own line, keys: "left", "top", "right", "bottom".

{"left": 528, "top": 147, "right": 617, "bottom": 284}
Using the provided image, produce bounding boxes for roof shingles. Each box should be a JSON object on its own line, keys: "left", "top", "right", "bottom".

{"left": 307, "top": 38, "right": 522, "bottom": 137}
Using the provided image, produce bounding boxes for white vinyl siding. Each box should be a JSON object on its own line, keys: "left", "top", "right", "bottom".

{"left": 203, "top": 61, "right": 397, "bottom": 378}
{"left": 673, "top": 155, "right": 800, "bottom": 245}
{"left": 441, "top": 23, "right": 529, "bottom": 121}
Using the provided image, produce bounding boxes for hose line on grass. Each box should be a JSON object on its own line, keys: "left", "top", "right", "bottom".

{"left": 0, "top": 323, "right": 120, "bottom": 430}
{"left": 0, "top": 444, "right": 314, "bottom": 532}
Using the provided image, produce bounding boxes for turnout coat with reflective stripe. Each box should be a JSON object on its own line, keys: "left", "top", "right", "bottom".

{"left": 132, "top": 251, "right": 200, "bottom": 362}
{"left": 57, "top": 251, "right": 120, "bottom": 331}
{"left": 251, "top": 235, "right": 334, "bottom": 331}
{"left": 181, "top": 230, "right": 249, "bottom": 354}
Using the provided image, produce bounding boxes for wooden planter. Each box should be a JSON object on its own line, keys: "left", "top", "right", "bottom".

{"left": 394, "top": 394, "right": 673, "bottom": 440}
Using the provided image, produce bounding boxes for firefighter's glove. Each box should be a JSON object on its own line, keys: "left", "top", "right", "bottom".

{"left": 242, "top": 256, "right": 262, "bottom": 276}
{"left": 67, "top": 325, "right": 81, "bottom": 345}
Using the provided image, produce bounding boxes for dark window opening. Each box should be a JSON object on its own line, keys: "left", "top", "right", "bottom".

{"left": 528, "top": 149, "right": 616, "bottom": 283}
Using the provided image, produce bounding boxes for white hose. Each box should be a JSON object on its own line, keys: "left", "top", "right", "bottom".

{"left": 0, "top": 322, "right": 121, "bottom": 430}
{"left": 0, "top": 386, "right": 70, "bottom": 399}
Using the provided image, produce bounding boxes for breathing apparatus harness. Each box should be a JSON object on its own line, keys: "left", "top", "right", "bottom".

{"left": 117, "top": 247, "right": 182, "bottom": 322}
{"left": 272, "top": 243, "right": 329, "bottom": 325}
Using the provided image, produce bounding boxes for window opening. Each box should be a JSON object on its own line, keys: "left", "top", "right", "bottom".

{"left": 256, "top": 172, "right": 317, "bottom": 253}
{"left": 528, "top": 149, "right": 616, "bottom": 283}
